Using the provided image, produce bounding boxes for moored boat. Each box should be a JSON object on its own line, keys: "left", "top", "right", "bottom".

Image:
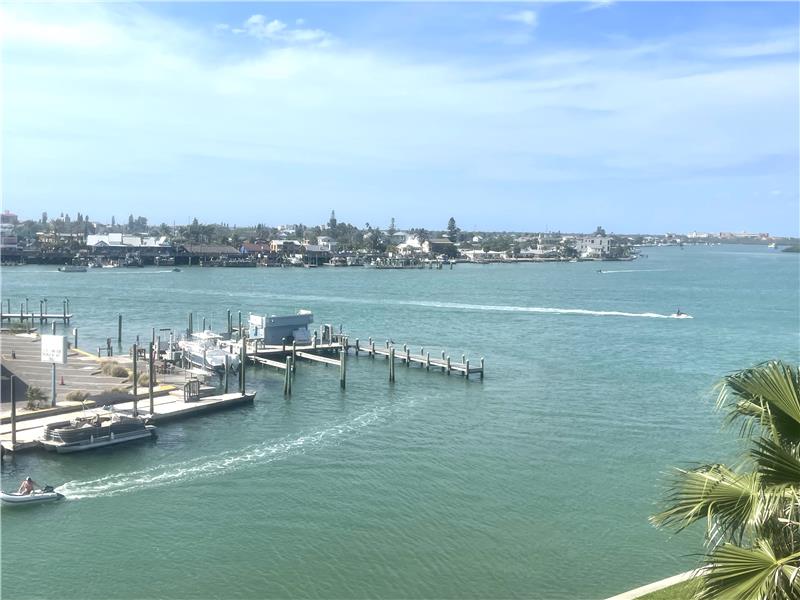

{"left": 40, "top": 411, "right": 156, "bottom": 453}
{"left": 178, "top": 331, "right": 241, "bottom": 374}
{"left": 58, "top": 265, "right": 87, "bottom": 273}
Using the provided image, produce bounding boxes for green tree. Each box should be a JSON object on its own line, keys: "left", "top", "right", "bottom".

{"left": 652, "top": 361, "right": 800, "bottom": 600}
{"left": 447, "top": 217, "right": 459, "bottom": 242}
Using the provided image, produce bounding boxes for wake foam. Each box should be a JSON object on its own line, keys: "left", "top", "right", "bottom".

{"left": 253, "top": 292, "right": 690, "bottom": 320}
{"left": 57, "top": 409, "right": 387, "bottom": 500}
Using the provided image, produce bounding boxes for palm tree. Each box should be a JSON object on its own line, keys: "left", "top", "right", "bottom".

{"left": 651, "top": 360, "right": 800, "bottom": 600}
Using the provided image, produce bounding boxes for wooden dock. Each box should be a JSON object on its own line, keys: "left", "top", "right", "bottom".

{"left": 1, "top": 312, "right": 74, "bottom": 324}
{"left": 340, "top": 337, "right": 484, "bottom": 378}
{"left": 0, "top": 390, "right": 256, "bottom": 453}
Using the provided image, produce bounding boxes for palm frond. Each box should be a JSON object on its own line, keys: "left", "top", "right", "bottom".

{"left": 751, "top": 438, "right": 800, "bottom": 488}
{"left": 698, "top": 542, "right": 800, "bottom": 600}
{"left": 651, "top": 465, "right": 759, "bottom": 544}
{"left": 717, "top": 361, "right": 800, "bottom": 443}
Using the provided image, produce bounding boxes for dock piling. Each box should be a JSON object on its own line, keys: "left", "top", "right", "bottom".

{"left": 188, "top": 312, "right": 193, "bottom": 336}
{"left": 51, "top": 322, "right": 56, "bottom": 335}
{"left": 10, "top": 375, "right": 17, "bottom": 446}
{"left": 389, "top": 347, "right": 396, "bottom": 382}
{"left": 224, "top": 354, "right": 230, "bottom": 394}
{"left": 465, "top": 359, "right": 470, "bottom": 377}
{"left": 148, "top": 342, "right": 155, "bottom": 414}
{"left": 239, "top": 335, "right": 246, "bottom": 393}
{"left": 118, "top": 314, "right": 122, "bottom": 345}
{"left": 132, "top": 343, "right": 138, "bottom": 417}
{"left": 480, "top": 357, "right": 485, "bottom": 380}
{"left": 340, "top": 340, "right": 347, "bottom": 389}
{"left": 73, "top": 328, "right": 78, "bottom": 350}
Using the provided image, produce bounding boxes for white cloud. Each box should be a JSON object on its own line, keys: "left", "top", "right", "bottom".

{"left": 2, "top": 3, "right": 797, "bottom": 230}
{"left": 580, "top": 1, "right": 616, "bottom": 12}
{"left": 503, "top": 10, "right": 538, "bottom": 28}
{"left": 231, "top": 13, "right": 331, "bottom": 46}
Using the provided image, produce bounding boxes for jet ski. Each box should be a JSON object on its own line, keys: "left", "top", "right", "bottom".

{"left": 1, "top": 485, "right": 64, "bottom": 505}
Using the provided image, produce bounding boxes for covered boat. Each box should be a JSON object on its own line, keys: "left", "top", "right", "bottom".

{"left": 40, "top": 410, "right": 156, "bottom": 453}
{"left": 178, "top": 331, "right": 241, "bottom": 374}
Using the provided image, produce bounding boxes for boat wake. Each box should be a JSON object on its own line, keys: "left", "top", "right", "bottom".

{"left": 253, "top": 292, "right": 690, "bottom": 320}
{"left": 57, "top": 409, "right": 389, "bottom": 501}
{"left": 597, "top": 269, "right": 671, "bottom": 274}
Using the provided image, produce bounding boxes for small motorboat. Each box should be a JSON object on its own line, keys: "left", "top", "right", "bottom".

{"left": 1, "top": 486, "right": 64, "bottom": 505}
{"left": 40, "top": 410, "right": 156, "bottom": 453}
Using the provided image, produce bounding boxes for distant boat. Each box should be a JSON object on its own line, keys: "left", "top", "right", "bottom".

{"left": 58, "top": 265, "right": 87, "bottom": 273}
{"left": 768, "top": 242, "right": 777, "bottom": 248}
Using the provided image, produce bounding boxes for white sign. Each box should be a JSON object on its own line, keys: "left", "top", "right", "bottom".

{"left": 41, "top": 335, "right": 67, "bottom": 365}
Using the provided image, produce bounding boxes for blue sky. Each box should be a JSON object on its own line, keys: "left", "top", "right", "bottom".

{"left": 2, "top": 2, "right": 798, "bottom": 235}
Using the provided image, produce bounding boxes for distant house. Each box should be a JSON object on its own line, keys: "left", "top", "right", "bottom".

{"left": 316, "top": 236, "right": 337, "bottom": 251}
{"left": 178, "top": 243, "right": 240, "bottom": 265}
{"left": 575, "top": 236, "right": 613, "bottom": 259}
{"left": 422, "top": 238, "right": 457, "bottom": 256}
{"left": 302, "top": 243, "right": 332, "bottom": 265}
{"left": 270, "top": 239, "right": 301, "bottom": 254}
{"left": 240, "top": 242, "right": 270, "bottom": 256}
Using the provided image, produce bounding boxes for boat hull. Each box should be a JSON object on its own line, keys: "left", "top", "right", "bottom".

{"left": 40, "top": 425, "right": 157, "bottom": 453}
{"left": 1, "top": 491, "right": 64, "bottom": 505}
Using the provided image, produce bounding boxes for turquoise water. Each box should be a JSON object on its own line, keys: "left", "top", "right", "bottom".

{"left": 1, "top": 245, "right": 798, "bottom": 599}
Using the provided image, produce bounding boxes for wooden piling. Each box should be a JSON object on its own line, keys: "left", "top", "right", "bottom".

{"left": 51, "top": 322, "right": 56, "bottom": 335}
{"left": 441, "top": 351, "right": 446, "bottom": 372}
{"left": 340, "top": 343, "right": 347, "bottom": 389}
{"left": 292, "top": 340, "right": 297, "bottom": 372}
{"left": 465, "top": 359, "right": 469, "bottom": 377}
{"left": 284, "top": 357, "right": 291, "bottom": 395}
{"left": 73, "top": 328, "right": 78, "bottom": 350}
{"left": 406, "top": 347, "right": 410, "bottom": 366}
{"left": 10, "top": 375, "right": 16, "bottom": 446}
{"left": 238, "top": 311, "right": 242, "bottom": 340}
{"left": 389, "top": 347, "right": 396, "bottom": 382}
{"left": 426, "top": 352, "right": 431, "bottom": 370}
{"left": 446, "top": 356, "right": 451, "bottom": 375}
{"left": 148, "top": 342, "right": 154, "bottom": 414}
{"left": 355, "top": 338, "right": 360, "bottom": 356}
{"left": 239, "top": 335, "right": 246, "bottom": 393}
{"left": 227, "top": 309, "right": 232, "bottom": 335}
{"left": 188, "top": 312, "right": 193, "bottom": 336}
{"left": 480, "top": 357, "right": 485, "bottom": 380}
{"left": 132, "top": 343, "right": 138, "bottom": 417}
{"left": 202, "top": 317, "right": 206, "bottom": 332}
{"left": 224, "top": 354, "right": 230, "bottom": 394}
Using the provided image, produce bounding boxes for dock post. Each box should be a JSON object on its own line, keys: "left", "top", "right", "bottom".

{"left": 406, "top": 347, "right": 410, "bottom": 366}
{"left": 98, "top": 347, "right": 102, "bottom": 358}
{"left": 21, "top": 303, "right": 24, "bottom": 323}
{"left": 202, "top": 317, "right": 206, "bottom": 332}
{"left": 238, "top": 311, "right": 242, "bottom": 340}
{"left": 39, "top": 300, "right": 43, "bottom": 324}
{"left": 117, "top": 314, "right": 122, "bottom": 345}
{"left": 340, "top": 343, "right": 347, "bottom": 389}
{"left": 66, "top": 298, "right": 70, "bottom": 316}
{"left": 441, "top": 351, "right": 446, "bottom": 372}
{"left": 292, "top": 341, "right": 297, "bottom": 371}
{"left": 188, "top": 312, "right": 193, "bottom": 336}
{"left": 6, "top": 299, "right": 10, "bottom": 313}
{"left": 283, "top": 357, "right": 291, "bottom": 395}
{"left": 51, "top": 322, "right": 56, "bottom": 335}
{"left": 313, "top": 332, "right": 317, "bottom": 349}
{"left": 239, "top": 336, "right": 246, "bottom": 393}
{"left": 461, "top": 354, "right": 465, "bottom": 365}
{"left": 224, "top": 354, "right": 229, "bottom": 394}
{"left": 480, "top": 357, "right": 485, "bottom": 380}
{"left": 227, "top": 309, "right": 232, "bottom": 335}
{"left": 132, "top": 344, "right": 138, "bottom": 417}
{"left": 148, "top": 342, "right": 155, "bottom": 414}
{"left": 62, "top": 300, "right": 67, "bottom": 323}
{"left": 465, "top": 359, "right": 469, "bottom": 378}
{"left": 282, "top": 337, "right": 286, "bottom": 352}
{"left": 426, "top": 352, "right": 431, "bottom": 370}
{"left": 73, "top": 328, "right": 78, "bottom": 350}
{"left": 371, "top": 341, "right": 375, "bottom": 357}
{"left": 446, "top": 356, "right": 451, "bottom": 375}
{"left": 51, "top": 362, "right": 57, "bottom": 407}
{"left": 10, "top": 375, "right": 16, "bottom": 447}
{"left": 355, "top": 338, "right": 360, "bottom": 356}
{"left": 389, "top": 347, "right": 395, "bottom": 382}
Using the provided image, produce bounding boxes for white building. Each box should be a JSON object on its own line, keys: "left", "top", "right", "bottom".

{"left": 575, "top": 236, "right": 613, "bottom": 259}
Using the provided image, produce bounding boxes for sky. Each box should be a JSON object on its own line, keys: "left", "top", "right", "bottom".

{"left": 1, "top": 1, "right": 798, "bottom": 235}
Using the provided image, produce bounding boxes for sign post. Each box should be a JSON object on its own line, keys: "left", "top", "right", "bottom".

{"left": 41, "top": 335, "right": 67, "bottom": 407}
